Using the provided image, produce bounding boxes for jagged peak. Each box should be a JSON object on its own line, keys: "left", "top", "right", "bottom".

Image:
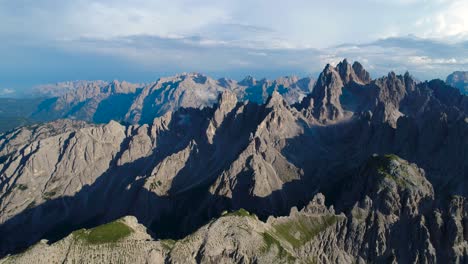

{"left": 335, "top": 59, "right": 371, "bottom": 85}
{"left": 265, "top": 90, "right": 286, "bottom": 109}
{"left": 239, "top": 75, "right": 256, "bottom": 86}
{"left": 352, "top": 61, "right": 371, "bottom": 83}
{"left": 336, "top": 58, "right": 351, "bottom": 72}
{"left": 322, "top": 63, "right": 334, "bottom": 74}
{"left": 387, "top": 71, "right": 397, "bottom": 79}
{"left": 217, "top": 90, "right": 238, "bottom": 109}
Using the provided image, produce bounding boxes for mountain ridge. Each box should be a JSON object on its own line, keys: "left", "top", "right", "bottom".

{"left": 0, "top": 60, "right": 467, "bottom": 263}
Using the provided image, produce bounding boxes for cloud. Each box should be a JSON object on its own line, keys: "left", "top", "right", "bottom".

{"left": 321, "top": 36, "right": 468, "bottom": 80}
{"left": 0, "top": 88, "right": 15, "bottom": 96}
{"left": 3, "top": 0, "right": 468, "bottom": 49}
{"left": 414, "top": 0, "right": 468, "bottom": 39}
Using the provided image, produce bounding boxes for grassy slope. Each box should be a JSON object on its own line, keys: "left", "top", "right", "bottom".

{"left": 73, "top": 220, "right": 133, "bottom": 244}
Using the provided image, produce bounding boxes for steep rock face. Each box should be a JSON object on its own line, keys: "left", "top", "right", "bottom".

{"left": 447, "top": 71, "right": 468, "bottom": 95}
{"left": 144, "top": 140, "right": 199, "bottom": 196}
{"left": 370, "top": 72, "right": 415, "bottom": 126}
{"left": 309, "top": 64, "right": 346, "bottom": 122}
{"left": 206, "top": 91, "right": 238, "bottom": 144}
{"left": 301, "top": 59, "right": 372, "bottom": 123}
{"left": 209, "top": 91, "right": 305, "bottom": 215}
{"left": 0, "top": 121, "right": 128, "bottom": 222}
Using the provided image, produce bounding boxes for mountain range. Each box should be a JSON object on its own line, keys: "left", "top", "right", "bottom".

{"left": 0, "top": 60, "right": 467, "bottom": 263}
{"left": 12, "top": 74, "right": 313, "bottom": 128}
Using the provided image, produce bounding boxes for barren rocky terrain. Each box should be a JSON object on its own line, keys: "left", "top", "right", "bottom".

{"left": 0, "top": 60, "right": 467, "bottom": 263}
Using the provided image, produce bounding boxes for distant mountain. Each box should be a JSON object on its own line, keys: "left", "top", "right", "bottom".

{"left": 32, "top": 80, "right": 110, "bottom": 98}
{"left": 0, "top": 74, "right": 314, "bottom": 132}
{"left": 447, "top": 71, "right": 468, "bottom": 95}
{"left": 30, "top": 80, "right": 142, "bottom": 123}
{"left": 1, "top": 60, "right": 467, "bottom": 262}
{"left": 125, "top": 73, "right": 314, "bottom": 124}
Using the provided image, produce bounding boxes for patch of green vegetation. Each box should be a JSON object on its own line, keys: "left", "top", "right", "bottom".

{"left": 161, "top": 239, "right": 176, "bottom": 251}
{"left": 16, "top": 184, "right": 28, "bottom": 191}
{"left": 222, "top": 208, "right": 256, "bottom": 218}
{"left": 271, "top": 215, "right": 338, "bottom": 248}
{"left": 261, "top": 232, "right": 295, "bottom": 261}
{"left": 73, "top": 220, "right": 133, "bottom": 244}
{"left": 368, "top": 154, "right": 412, "bottom": 188}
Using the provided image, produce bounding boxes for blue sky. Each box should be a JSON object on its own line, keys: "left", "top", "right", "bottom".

{"left": 1, "top": 0, "right": 468, "bottom": 96}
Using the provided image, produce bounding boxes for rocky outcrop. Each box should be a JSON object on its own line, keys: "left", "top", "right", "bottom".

{"left": 300, "top": 59, "right": 371, "bottom": 123}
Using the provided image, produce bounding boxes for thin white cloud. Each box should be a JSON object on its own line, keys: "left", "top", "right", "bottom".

{"left": 0, "top": 88, "right": 15, "bottom": 96}
{"left": 3, "top": 0, "right": 468, "bottom": 49}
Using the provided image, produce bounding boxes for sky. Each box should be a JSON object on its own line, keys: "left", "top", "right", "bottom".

{"left": 1, "top": 0, "right": 468, "bottom": 96}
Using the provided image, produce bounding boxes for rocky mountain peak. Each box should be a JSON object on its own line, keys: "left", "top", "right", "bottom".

{"left": 309, "top": 62, "right": 345, "bottom": 122}
{"left": 265, "top": 90, "right": 287, "bottom": 109}
{"left": 239, "top": 75, "right": 257, "bottom": 86}
{"left": 340, "top": 154, "right": 434, "bottom": 216}
{"left": 297, "top": 59, "right": 372, "bottom": 123}
{"left": 336, "top": 59, "right": 371, "bottom": 85}
{"left": 206, "top": 90, "right": 238, "bottom": 144}
{"left": 447, "top": 71, "right": 468, "bottom": 95}
{"left": 352, "top": 61, "right": 371, "bottom": 83}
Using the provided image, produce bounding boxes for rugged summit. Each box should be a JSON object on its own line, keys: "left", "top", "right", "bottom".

{"left": 0, "top": 60, "right": 467, "bottom": 263}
